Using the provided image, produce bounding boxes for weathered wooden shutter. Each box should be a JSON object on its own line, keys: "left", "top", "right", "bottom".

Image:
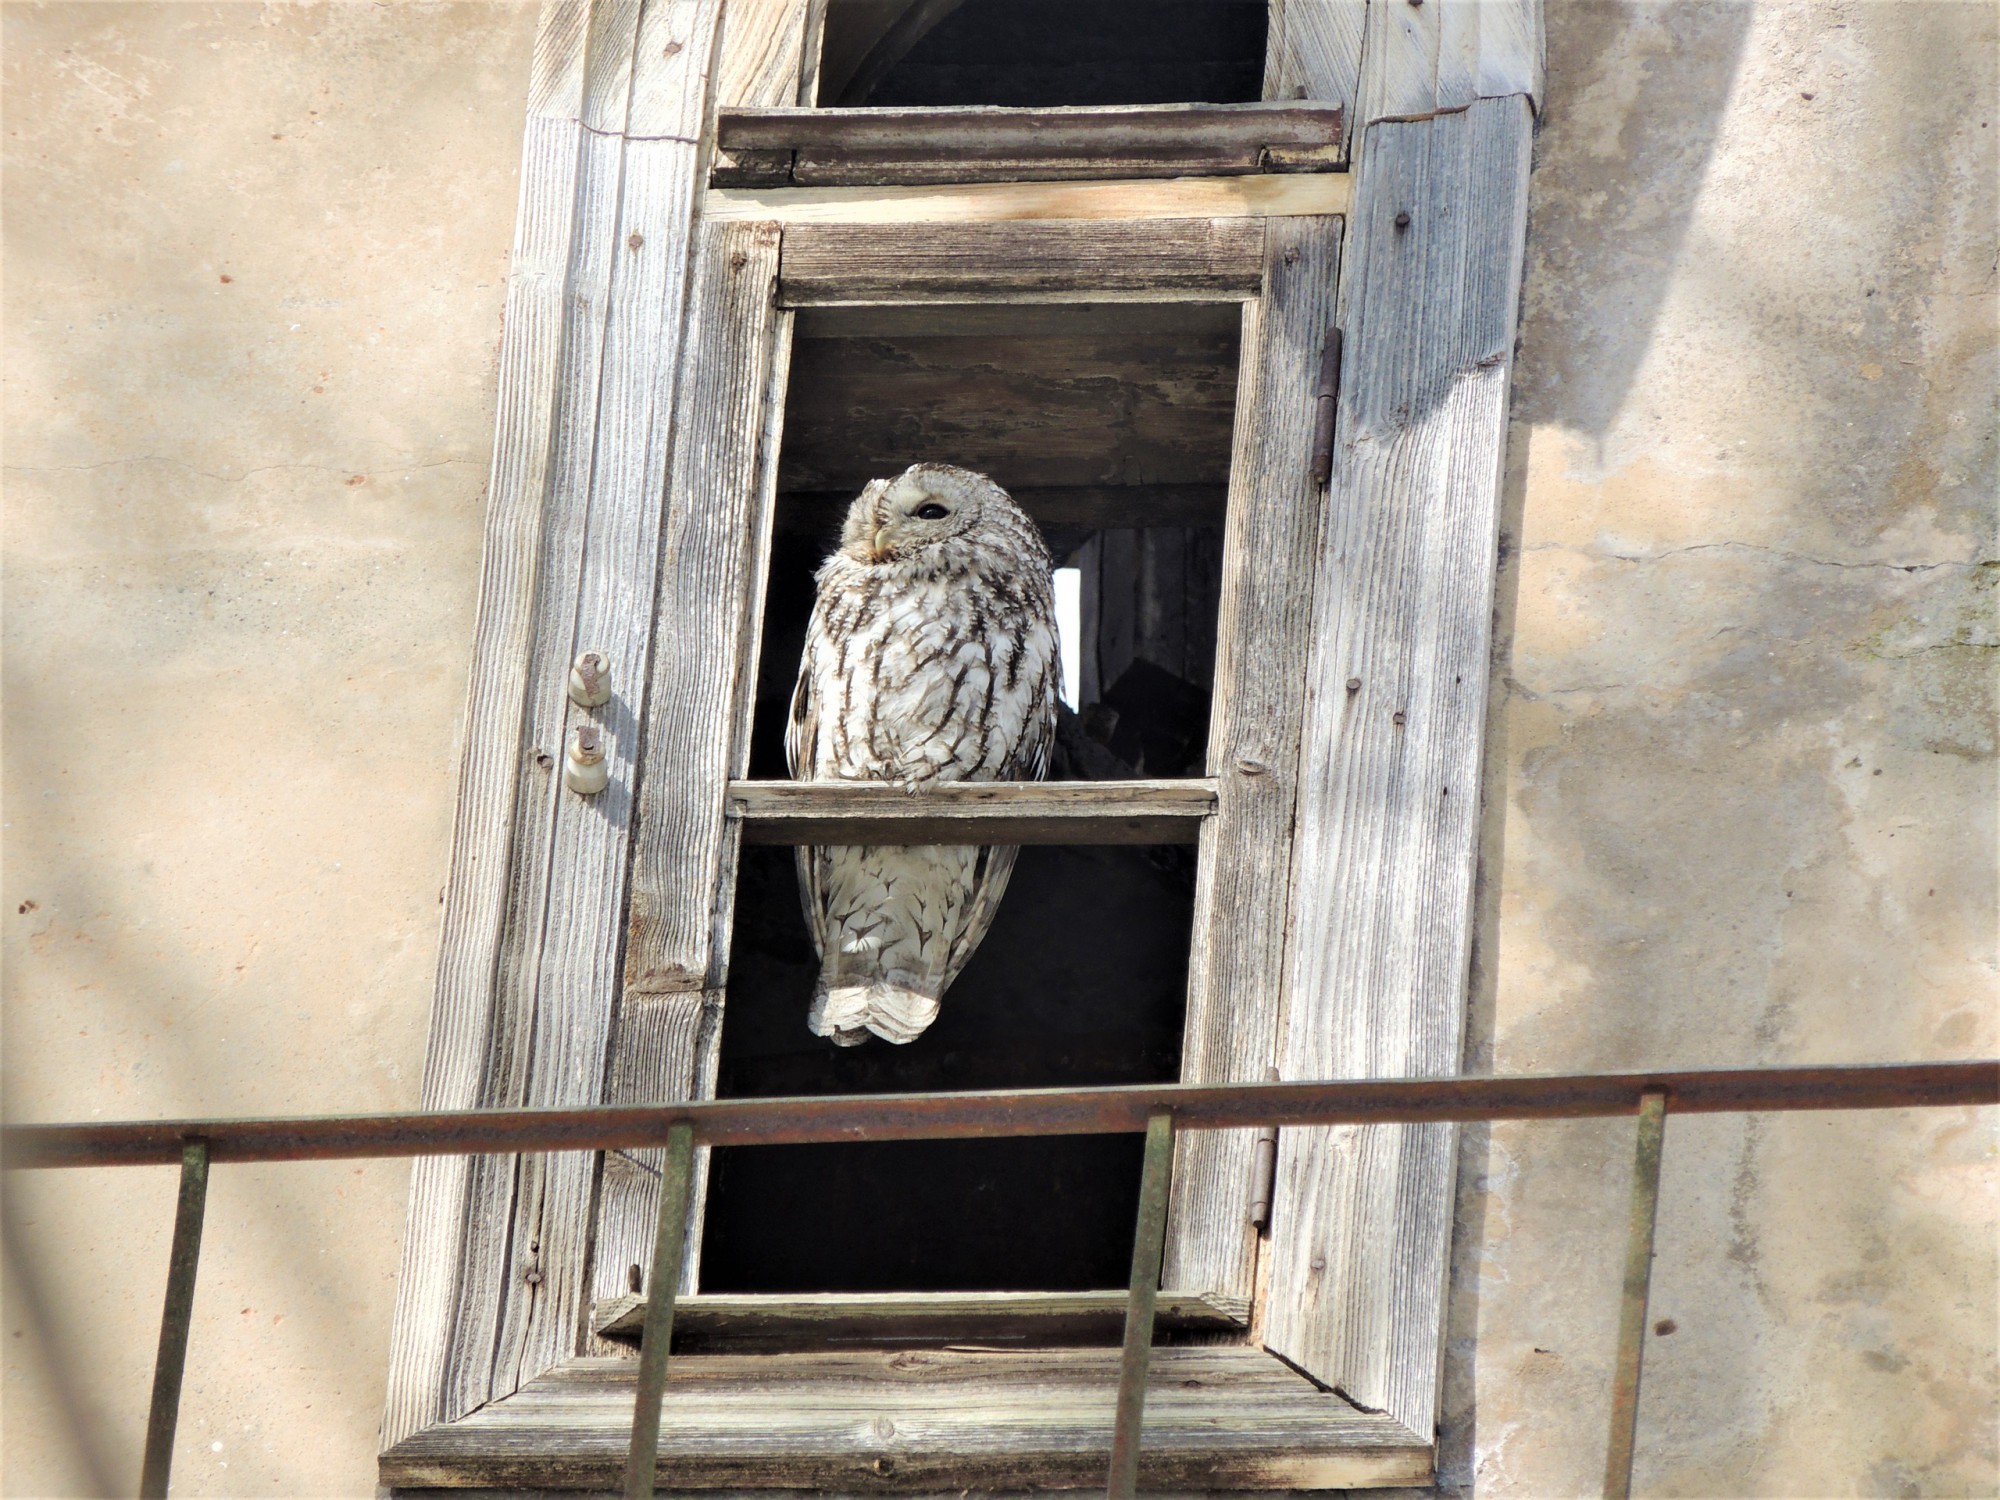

{"left": 1161, "top": 214, "right": 1342, "bottom": 1318}
{"left": 1255, "top": 0, "right": 1542, "bottom": 1442}
{"left": 383, "top": 0, "right": 811, "bottom": 1448}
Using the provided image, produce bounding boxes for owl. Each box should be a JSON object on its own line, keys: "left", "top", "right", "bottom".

{"left": 786, "top": 463, "right": 1059, "bottom": 1046}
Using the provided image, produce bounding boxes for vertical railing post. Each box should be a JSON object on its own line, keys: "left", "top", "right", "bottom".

{"left": 1106, "top": 1109, "right": 1175, "bottom": 1500}
{"left": 624, "top": 1120, "right": 696, "bottom": 1500}
{"left": 139, "top": 1137, "right": 210, "bottom": 1500}
{"left": 1604, "top": 1090, "right": 1669, "bottom": 1499}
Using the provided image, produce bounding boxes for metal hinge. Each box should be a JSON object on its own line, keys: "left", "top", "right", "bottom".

{"left": 1309, "top": 324, "right": 1343, "bottom": 487}
{"left": 1248, "top": 1066, "right": 1282, "bottom": 1231}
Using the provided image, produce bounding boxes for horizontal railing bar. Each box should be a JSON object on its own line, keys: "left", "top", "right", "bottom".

{"left": 728, "top": 778, "right": 1215, "bottom": 845}
{"left": 718, "top": 102, "right": 1347, "bottom": 155}
{"left": 5, "top": 1062, "right": 1991, "bottom": 1171}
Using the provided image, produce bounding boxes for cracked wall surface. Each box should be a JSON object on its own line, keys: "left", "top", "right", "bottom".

{"left": 2, "top": 3, "right": 538, "bottom": 1494}
{"left": 2, "top": 1, "right": 1994, "bottom": 1497}
{"left": 1428, "top": 2, "right": 1997, "bottom": 1496}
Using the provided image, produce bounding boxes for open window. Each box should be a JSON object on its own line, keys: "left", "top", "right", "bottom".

{"left": 816, "top": 0, "right": 1270, "bottom": 109}
{"left": 381, "top": 0, "right": 1537, "bottom": 1488}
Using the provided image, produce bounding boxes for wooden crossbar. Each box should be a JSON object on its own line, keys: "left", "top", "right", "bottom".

{"left": 726, "top": 778, "right": 1217, "bottom": 844}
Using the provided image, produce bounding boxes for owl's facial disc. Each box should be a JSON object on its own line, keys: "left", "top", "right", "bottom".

{"left": 861, "top": 465, "right": 976, "bottom": 562}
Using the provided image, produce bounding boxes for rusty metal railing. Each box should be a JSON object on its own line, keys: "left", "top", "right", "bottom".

{"left": 4, "top": 1060, "right": 1993, "bottom": 1500}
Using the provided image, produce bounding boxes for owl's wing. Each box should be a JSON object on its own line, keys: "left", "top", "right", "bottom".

{"left": 939, "top": 652, "right": 1058, "bottom": 988}
{"left": 786, "top": 648, "right": 833, "bottom": 962}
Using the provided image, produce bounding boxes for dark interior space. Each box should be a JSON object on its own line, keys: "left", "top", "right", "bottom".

{"left": 818, "top": 0, "right": 1267, "bottom": 108}
{"left": 697, "top": 302, "right": 1238, "bottom": 1295}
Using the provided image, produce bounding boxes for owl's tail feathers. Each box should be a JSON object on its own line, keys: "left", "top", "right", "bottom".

{"left": 863, "top": 983, "right": 940, "bottom": 1045}
{"left": 808, "top": 978, "right": 940, "bottom": 1046}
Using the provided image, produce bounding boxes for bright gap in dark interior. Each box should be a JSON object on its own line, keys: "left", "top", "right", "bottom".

{"left": 821, "top": 0, "right": 1268, "bottom": 108}
{"left": 697, "top": 303, "right": 1237, "bottom": 1295}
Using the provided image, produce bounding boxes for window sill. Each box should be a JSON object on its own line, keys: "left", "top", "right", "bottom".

{"left": 378, "top": 1348, "right": 1431, "bottom": 1490}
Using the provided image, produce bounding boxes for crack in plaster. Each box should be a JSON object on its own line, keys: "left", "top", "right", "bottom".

{"left": 1521, "top": 540, "right": 1995, "bottom": 574}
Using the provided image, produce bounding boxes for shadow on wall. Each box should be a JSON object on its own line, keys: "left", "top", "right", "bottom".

{"left": 1453, "top": 0, "right": 1997, "bottom": 1493}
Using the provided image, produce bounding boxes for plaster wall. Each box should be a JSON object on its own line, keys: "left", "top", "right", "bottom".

{"left": 2, "top": 2, "right": 1993, "bottom": 1497}
{"left": 2, "top": 3, "right": 536, "bottom": 1493}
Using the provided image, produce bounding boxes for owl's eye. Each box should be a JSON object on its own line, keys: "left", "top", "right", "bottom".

{"left": 913, "top": 503, "right": 950, "bottom": 520}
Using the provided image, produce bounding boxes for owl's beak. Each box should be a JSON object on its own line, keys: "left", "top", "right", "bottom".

{"left": 870, "top": 525, "right": 892, "bottom": 561}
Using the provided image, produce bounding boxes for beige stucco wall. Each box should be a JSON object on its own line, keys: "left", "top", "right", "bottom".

{"left": 2, "top": 2, "right": 1992, "bottom": 1497}
{"left": 2, "top": 2, "right": 537, "bottom": 1493}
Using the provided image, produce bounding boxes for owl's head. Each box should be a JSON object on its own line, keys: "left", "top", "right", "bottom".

{"left": 837, "top": 463, "right": 1043, "bottom": 568}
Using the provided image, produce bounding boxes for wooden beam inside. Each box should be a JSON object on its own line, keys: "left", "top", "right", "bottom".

{"left": 714, "top": 102, "right": 1345, "bottom": 186}
{"left": 776, "top": 485, "right": 1226, "bottom": 537}
{"left": 703, "top": 172, "right": 1352, "bottom": 225}
{"left": 778, "top": 218, "right": 1266, "bottom": 306}
{"left": 728, "top": 778, "right": 1216, "bottom": 844}
{"left": 591, "top": 1290, "right": 1250, "bottom": 1347}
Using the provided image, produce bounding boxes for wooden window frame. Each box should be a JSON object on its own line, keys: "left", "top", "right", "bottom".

{"left": 381, "top": 0, "right": 1541, "bottom": 1490}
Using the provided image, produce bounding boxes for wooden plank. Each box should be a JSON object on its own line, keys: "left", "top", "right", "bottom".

{"left": 1354, "top": 0, "right": 1543, "bottom": 128}
{"left": 728, "top": 778, "right": 1215, "bottom": 845}
{"left": 1161, "top": 218, "right": 1341, "bottom": 1319}
{"left": 380, "top": 0, "right": 613, "bottom": 1451}
{"left": 777, "top": 485, "right": 1227, "bottom": 536}
{"left": 778, "top": 309, "right": 1239, "bottom": 495}
{"left": 592, "top": 1290, "right": 1249, "bottom": 1345}
{"left": 582, "top": 987, "right": 713, "bottom": 1352}
{"left": 706, "top": 172, "right": 1352, "bottom": 225}
{"left": 620, "top": 221, "right": 790, "bottom": 996}
{"left": 1439, "top": 0, "right": 1543, "bottom": 109}
{"left": 714, "top": 0, "right": 814, "bottom": 110}
{"left": 1263, "top": 96, "right": 1536, "bottom": 1437}
{"left": 443, "top": 17, "right": 649, "bottom": 1425}
{"left": 1356, "top": 0, "right": 1441, "bottom": 126}
{"left": 484, "top": 0, "right": 726, "bottom": 1405}
{"left": 1264, "top": 0, "right": 1366, "bottom": 144}
{"left": 778, "top": 218, "right": 1266, "bottom": 305}
{"left": 379, "top": 1348, "right": 1432, "bottom": 1489}
{"left": 589, "top": 221, "right": 788, "bottom": 1338}
{"left": 721, "top": 102, "right": 1347, "bottom": 152}
{"left": 711, "top": 102, "right": 1345, "bottom": 185}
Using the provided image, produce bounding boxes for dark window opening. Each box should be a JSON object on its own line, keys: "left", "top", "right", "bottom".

{"left": 698, "top": 302, "right": 1237, "bottom": 1295}
{"left": 820, "top": 0, "right": 1269, "bottom": 109}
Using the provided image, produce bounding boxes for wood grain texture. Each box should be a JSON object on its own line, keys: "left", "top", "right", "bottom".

{"left": 582, "top": 987, "right": 711, "bottom": 1353}
{"left": 778, "top": 307, "right": 1240, "bottom": 495}
{"left": 592, "top": 1290, "right": 1249, "bottom": 1345}
{"left": 727, "top": 778, "right": 1215, "bottom": 845}
{"left": 1264, "top": 0, "right": 1366, "bottom": 141}
{"left": 1438, "top": 0, "right": 1543, "bottom": 108}
{"left": 712, "top": 102, "right": 1345, "bottom": 185}
{"left": 1161, "top": 219, "right": 1341, "bottom": 1318}
{"left": 379, "top": 1349, "right": 1431, "bottom": 1489}
{"left": 380, "top": 0, "right": 607, "bottom": 1450}
{"left": 715, "top": 0, "right": 813, "bottom": 110}
{"left": 777, "top": 218, "right": 1267, "bottom": 305}
{"left": 488, "top": 0, "right": 726, "bottom": 1406}
{"left": 706, "top": 173, "right": 1352, "bottom": 224}
{"left": 1355, "top": 0, "right": 1543, "bottom": 125}
{"left": 621, "top": 219, "right": 788, "bottom": 996}
{"left": 590, "top": 223, "right": 787, "bottom": 1340}
{"left": 1263, "top": 96, "right": 1535, "bottom": 1437}
{"left": 428, "top": 0, "right": 673, "bottom": 1429}
{"left": 777, "top": 485, "right": 1226, "bottom": 537}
